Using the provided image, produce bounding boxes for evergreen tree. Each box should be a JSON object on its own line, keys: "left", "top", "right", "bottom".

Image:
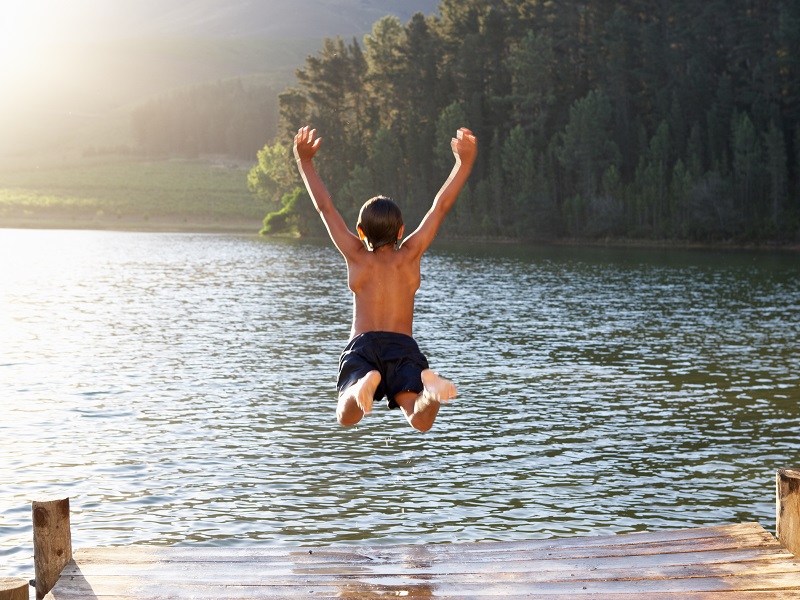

{"left": 763, "top": 121, "right": 788, "bottom": 231}
{"left": 363, "top": 16, "right": 406, "bottom": 126}
{"left": 370, "top": 127, "right": 404, "bottom": 203}
{"left": 557, "top": 90, "right": 621, "bottom": 234}
{"left": 732, "top": 111, "right": 764, "bottom": 231}
{"left": 397, "top": 13, "right": 444, "bottom": 218}
{"left": 294, "top": 37, "right": 371, "bottom": 196}
{"left": 501, "top": 125, "right": 535, "bottom": 234}
{"left": 506, "top": 30, "right": 556, "bottom": 141}
{"left": 634, "top": 120, "right": 672, "bottom": 235}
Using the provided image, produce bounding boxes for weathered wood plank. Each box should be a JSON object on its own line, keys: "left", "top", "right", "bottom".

{"left": 60, "top": 546, "right": 796, "bottom": 578}
{"left": 50, "top": 558, "right": 800, "bottom": 584}
{"left": 68, "top": 522, "right": 773, "bottom": 563}
{"left": 43, "top": 594, "right": 800, "bottom": 600}
{"left": 43, "top": 572, "right": 800, "bottom": 598}
{"left": 67, "top": 523, "right": 779, "bottom": 563}
{"left": 66, "top": 533, "right": 785, "bottom": 569}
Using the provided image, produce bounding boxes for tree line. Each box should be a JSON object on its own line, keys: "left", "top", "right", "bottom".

{"left": 247, "top": 0, "right": 799, "bottom": 243}
{"left": 132, "top": 79, "right": 280, "bottom": 160}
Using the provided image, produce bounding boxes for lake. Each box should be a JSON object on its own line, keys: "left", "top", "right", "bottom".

{"left": 1, "top": 229, "right": 798, "bottom": 581}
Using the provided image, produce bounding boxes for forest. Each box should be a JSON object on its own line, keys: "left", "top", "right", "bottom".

{"left": 170, "top": 0, "right": 800, "bottom": 242}
{"left": 132, "top": 79, "right": 281, "bottom": 160}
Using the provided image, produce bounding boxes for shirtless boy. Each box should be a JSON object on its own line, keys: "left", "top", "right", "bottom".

{"left": 293, "top": 125, "right": 477, "bottom": 432}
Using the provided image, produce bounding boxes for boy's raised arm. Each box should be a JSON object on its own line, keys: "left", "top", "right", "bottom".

{"left": 402, "top": 128, "right": 477, "bottom": 256}
{"left": 294, "top": 126, "right": 363, "bottom": 257}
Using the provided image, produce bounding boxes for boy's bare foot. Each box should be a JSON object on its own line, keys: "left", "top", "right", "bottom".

{"left": 421, "top": 369, "right": 457, "bottom": 404}
{"left": 351, "top": 370, "right": 381, "bottom": 415}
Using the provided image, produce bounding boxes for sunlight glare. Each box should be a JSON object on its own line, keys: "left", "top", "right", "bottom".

{"left": 0, "top": 0, "right": 109, "bottom": 86}
{"left": 0, "top": 2, "right": 42, "bottom": 78}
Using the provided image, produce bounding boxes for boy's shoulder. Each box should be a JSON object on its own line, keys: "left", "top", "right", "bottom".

{"left": 346, "top": 246, "right": 421, "bottom": 272}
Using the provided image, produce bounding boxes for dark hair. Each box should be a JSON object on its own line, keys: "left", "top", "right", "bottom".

{"left": 357, "top": 196, "right": 403, "bottom": 250}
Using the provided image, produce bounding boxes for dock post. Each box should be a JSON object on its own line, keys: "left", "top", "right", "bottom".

{"left": 32, "top": 498, "right": 72, "bottom": 600}
{"left": 777, "top": 468, "right": 800, "bottom": 557}
{"left": 0, "top": 578, "right": 29, "bottom": 600}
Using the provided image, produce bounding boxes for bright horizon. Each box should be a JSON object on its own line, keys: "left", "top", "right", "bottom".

{"left": 0, "top": 1, "right": 116, "bottom": 83}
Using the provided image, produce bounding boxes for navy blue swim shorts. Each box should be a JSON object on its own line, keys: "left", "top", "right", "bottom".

{"left": 337, "top": 331, "right": 429, "bottom": 409}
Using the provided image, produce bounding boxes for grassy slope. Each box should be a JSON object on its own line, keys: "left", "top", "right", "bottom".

{"left": 0, "top": 159, "right": 267, "bottom": 232}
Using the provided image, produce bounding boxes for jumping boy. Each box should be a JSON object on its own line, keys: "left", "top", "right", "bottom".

{"left": 293, "top": 125, "right": 477, "bottom": 432}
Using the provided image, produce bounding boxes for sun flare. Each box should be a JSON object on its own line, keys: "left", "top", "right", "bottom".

{"left": 0, "top": 0, "right": 108, "bottom": 88}
{"left": 0, "top": 2, "right": 43, "bottom": 79}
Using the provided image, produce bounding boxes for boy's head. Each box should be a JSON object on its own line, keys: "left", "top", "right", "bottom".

{"left": 357, "top": 196, "right": 404, "bottom": 250}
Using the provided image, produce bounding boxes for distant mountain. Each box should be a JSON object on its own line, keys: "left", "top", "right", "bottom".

{"left": 37, "top": 0, "right": 440, "bottom": 41}
{"left": 0, "top": 0, "right": 440, "bottom": 162}
{"left": 105, "top": 0, "right": 440, "bottom": 39}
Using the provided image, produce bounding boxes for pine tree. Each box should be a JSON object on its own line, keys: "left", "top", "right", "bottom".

{"left": 763, "top": 121, "right": 788, "bottom": 230}
{"left": 732, "top": 111, "right": 764, "bottom": 231}
{"left": 557, "top": 90, "right": 620, "bottom": 211}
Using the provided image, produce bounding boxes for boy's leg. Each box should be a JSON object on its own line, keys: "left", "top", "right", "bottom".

{"left": 337, "top": 370, "right": 381, "bottom": 426}
{"left": 394, "top": 369, "right": 456, "bottom": 432}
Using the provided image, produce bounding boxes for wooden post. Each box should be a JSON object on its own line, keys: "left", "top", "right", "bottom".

{"left": 32, "top": 498, "right": 72, "bottom": 600}
{"left": 0, "top": 578, "right": 29, "bottom": 600}
{"left": 776, "top": 468, "right": 800, "bottom": 557}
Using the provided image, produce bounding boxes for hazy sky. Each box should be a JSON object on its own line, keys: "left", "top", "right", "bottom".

{"left": 1, "top": 1, "right": 118, "bottom": 84}
{"left": 0, "top": 0, "right": 440, "bottom": 88}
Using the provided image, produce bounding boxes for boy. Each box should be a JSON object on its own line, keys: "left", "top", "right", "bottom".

{"left": 293, "top": 125, "right": 477, "bottom": 432}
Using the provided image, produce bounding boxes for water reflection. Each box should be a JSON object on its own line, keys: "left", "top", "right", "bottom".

{"left": 1, "top": 230, "right": 798, "bottom": 581}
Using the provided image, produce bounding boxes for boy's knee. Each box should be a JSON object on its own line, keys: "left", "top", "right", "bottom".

{"left": 408, "top": 413, "right": 436, "bottom": 433}
{"left": 410, "top": 418, "right": 434, "bottom": 433}
{"left": 337, "top": 410, "right": 362, "bottom": 427}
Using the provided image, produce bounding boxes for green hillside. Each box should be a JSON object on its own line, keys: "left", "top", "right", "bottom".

{"left": 0, "top": 159, "right": 264, "bottom": 232}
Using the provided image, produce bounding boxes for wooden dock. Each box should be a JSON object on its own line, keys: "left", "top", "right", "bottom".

{"left": 45, "top": 522, "right": 800, "bottom": 598}
{"left": 16, "top": 469, "right": 800, "bottom": 599}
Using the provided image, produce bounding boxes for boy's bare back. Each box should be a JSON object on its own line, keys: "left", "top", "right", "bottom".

{"left": 346, "top": 243, "right": 421, "bottom": 337}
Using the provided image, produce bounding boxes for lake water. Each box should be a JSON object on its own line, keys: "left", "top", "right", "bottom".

{"left": 1, "top": 229, "right": 799, "bottom": 581}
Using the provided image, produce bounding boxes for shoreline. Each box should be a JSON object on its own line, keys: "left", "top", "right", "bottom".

{"left": 2, "top": 218, "right": 799, "bottom": 251}
{"left": 0, "top": 217, "right": 262, "bottom": 236}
